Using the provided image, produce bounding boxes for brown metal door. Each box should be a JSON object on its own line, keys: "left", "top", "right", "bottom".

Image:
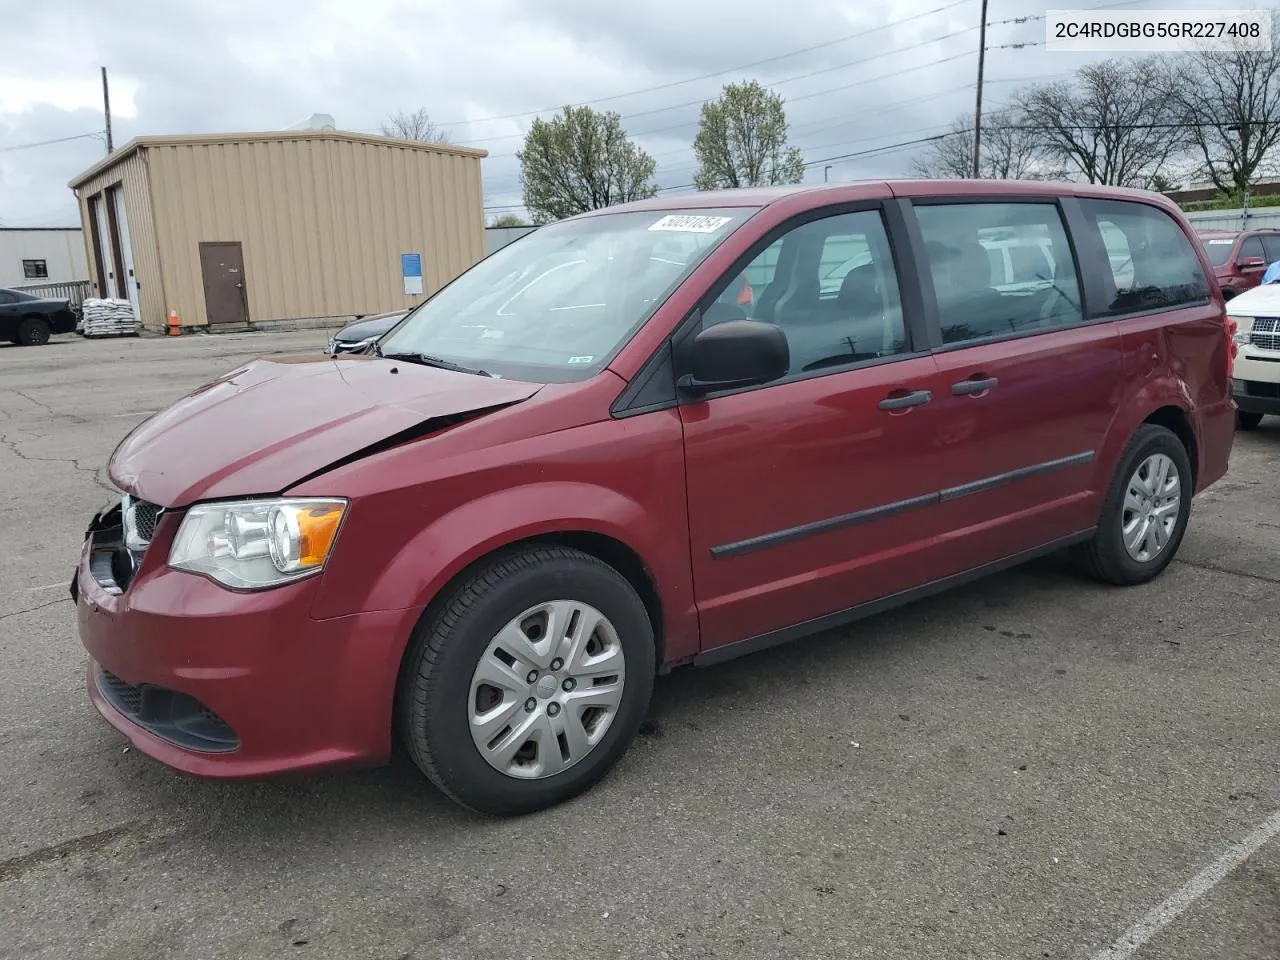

{"left": 198, "top": 242, "right": 249, "bottom": 326}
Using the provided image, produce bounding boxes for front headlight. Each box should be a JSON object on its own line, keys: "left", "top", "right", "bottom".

{"left": 168, "top": 498, "right": 348, "bottom": 590}
{"left": 1230, "top": 315, "right": 1253, "bottom": 345}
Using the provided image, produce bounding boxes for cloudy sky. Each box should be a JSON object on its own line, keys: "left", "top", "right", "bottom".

{"left": 0, "top": 0, "right": 1240, "bottom": 226}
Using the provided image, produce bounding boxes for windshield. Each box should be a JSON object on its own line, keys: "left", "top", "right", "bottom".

{"left": 1203, "top": 238, "right": 1236, "bottom": 266}
{"left": 379, "top": 208, "right": 755, "bottom": 382}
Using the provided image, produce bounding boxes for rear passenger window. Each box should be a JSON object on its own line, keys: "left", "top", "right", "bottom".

{"left": 703, "top": 209, "right": 909, "bottom": 375}
{"left": 1261, "top": 236, "right": 1280, "bottom": 264}
{"left": 1078, "top": 200, "right": 1210, "bottom": 316}
{"left": 914, "top": 202, "right": 1084, "bottom": 345}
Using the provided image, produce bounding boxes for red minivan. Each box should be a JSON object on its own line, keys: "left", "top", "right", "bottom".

{"left": 75, "top": 181, "right": 1236, "bottom": 815}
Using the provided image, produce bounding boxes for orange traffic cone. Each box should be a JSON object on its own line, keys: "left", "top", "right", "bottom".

{"left": 167, "top": 309, "right": 181, "bottom": 336}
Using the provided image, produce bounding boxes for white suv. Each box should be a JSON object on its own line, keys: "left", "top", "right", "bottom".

{"left": 1225, "top": 282, "right": 1280, "bottom": 430}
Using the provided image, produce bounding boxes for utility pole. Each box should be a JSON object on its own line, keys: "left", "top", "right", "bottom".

{"left": 824, "top": 165, "right": 832, "bottom": 183}
{"left": 101, "top": 66, "right": 113, "bottom": 153}
{"left": 972, "top": 0, "right": 989, "bottom": 179}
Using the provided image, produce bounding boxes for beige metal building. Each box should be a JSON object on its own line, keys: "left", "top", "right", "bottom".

{"left": 68, "top": 130, "right": 487, "bottom": 331}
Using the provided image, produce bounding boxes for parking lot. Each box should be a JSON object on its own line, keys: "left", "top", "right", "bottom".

{"left": 0, "top": 329, "right": 1276, "bottom": 960}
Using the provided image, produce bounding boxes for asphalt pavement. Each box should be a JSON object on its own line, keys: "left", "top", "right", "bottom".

{"left": 0, "top": 330, "right": 1276, "bottom": 960}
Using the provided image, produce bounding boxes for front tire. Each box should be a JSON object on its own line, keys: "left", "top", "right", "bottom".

{"left": 1237, "top": 411, "right": 1263, "bottom": 431}
{"left": 1073, "top": 424, "right": 1192, "bottom": 586}
{"left": 399, "top": 545, "right": 656, "bottom": 816}
{"left": 17, "top": 318, "right": 51, "bottom": 346}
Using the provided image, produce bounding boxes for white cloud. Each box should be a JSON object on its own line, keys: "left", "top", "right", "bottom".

{"left": 0, "top": 0, "right": 1208, "bottom": 225}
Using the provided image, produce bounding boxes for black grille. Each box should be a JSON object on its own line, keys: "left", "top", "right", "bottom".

{"left": 98, "top": 668, "right": 142, "bottom": 713}
{"left": 95, "top": 665, "right": 240, "bottom": 753}
{"left": 132, "top": 501, "right": 160, "bottom": 543}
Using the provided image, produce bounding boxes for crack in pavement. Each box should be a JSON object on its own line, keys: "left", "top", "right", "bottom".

{"left": 0, "top": 597, "right": 69, "bottom": 621}
{"left": 10, "top": 388, "right": 56, "bottom": 416}
{"left": 1174, "top": 559, "right": 1280, "bottom": 586}
{"left": 0, "top": 430, "right": 116, "bottom": 495}
{"left": 0, "top": 819, "right": 161, "bottom": 883}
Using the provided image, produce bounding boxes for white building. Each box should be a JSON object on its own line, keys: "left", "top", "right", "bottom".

{"left": 0, "top": 228, "right": 88, "bottom": 288}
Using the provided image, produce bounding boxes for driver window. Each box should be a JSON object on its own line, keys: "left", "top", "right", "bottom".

{"left": 702, "top": 209, "right": 909, "bottom": 375}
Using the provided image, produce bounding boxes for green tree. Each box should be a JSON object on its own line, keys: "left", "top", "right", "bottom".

{"left": 518, "top": 106, "right": 658, "bottom": 224}
{"left": 693, "top": 80, "right": 805, "bottom": 190}
{"left": 491, "top": 213, "right": 529, "bottom": 227}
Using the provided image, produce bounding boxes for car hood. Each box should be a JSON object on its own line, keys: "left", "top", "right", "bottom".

{"left": 1226, "top": 282, "right": 1280, "bottom": 317}
{"left": 108, "top": 354, "right": 542, "bottom": 507}
{"left": 335, "top": 313, "right": 405, "bottom": 342}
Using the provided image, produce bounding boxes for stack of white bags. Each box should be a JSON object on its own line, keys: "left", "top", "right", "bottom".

{"left": 81, "top": 298, "right": 140, "bottom": 338}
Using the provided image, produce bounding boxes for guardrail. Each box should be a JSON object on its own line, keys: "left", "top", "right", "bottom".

{"left": 11, "top": 279, "right": 92, "bottom": 310}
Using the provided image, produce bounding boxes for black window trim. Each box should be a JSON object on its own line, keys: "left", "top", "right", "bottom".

{"left": 1071, "top": 195, "right": 1213, "bottom": 322}
{"left": 901, "top": 193, "right": 1096, "bottom": 354}
{"left": 611, "top": 198, "right": 932, "bottom": 415}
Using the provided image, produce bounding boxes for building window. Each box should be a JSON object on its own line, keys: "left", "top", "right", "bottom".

{"left": 22, "top": 259, "right": 48, "bottom": 280}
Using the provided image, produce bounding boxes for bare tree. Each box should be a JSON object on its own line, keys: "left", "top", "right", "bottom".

{"left": 1019, "top": 57, "right": 1186, "bottom": 188}
{"left": 381, "top": 107, "right": 453, "bottom": 144}
{"left": 911, "top": 108, "right": 1048, "bottom": 179}
{"left": 1167, "top": 29, "right": 1280, "bottom": 197}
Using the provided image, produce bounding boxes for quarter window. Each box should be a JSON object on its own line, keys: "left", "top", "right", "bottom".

{"left": 1078, "top": 200, "right": 1210, "bottom": 316}
{"left": 915, "top": 202, "right": 1084, "bottom": 344}
{"left": 702, "top": 209, "right": 909, "bottom": 375}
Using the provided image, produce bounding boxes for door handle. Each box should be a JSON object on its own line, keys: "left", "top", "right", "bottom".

{"left": 951, "top": 376, "right": 998, "bottom": 396}
{"left": 878, "top": 389, "right": 932, "bottom": 411}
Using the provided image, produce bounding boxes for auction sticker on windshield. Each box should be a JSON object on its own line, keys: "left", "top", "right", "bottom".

{"left": 649, "top": 214, "right": 733, "bottom": 233}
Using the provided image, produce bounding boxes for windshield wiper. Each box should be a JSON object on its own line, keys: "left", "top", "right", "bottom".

{"left": 378, "top": 350, "right": 492, "bottom": 377}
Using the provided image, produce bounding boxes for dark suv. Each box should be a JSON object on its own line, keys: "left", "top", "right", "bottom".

{"left": 1199, "top": 228, "right": 1280, "bottom": 299}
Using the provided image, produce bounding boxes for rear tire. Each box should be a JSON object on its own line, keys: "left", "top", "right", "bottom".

{"left": 1237, "top": 411, "right": 1263, "bottom": 431}
{"left": 398, "top": 545, "right": 656, "bottom": 816}
{"left": 17, "top": 318, "right": 51, "bottom": 346}
{"left": 1072, "top": 424, "right": 1192, "bottom": 586}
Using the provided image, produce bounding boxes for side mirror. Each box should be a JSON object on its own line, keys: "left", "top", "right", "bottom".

{"left": 678, "top": 318, "right": 789, "bottom": 395}
{"left": 1240, "top": 256, "right": 1267, "bottom": 270}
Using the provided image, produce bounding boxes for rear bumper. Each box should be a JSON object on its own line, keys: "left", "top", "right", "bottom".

{"left": 51, "top": 310, "right": 78, "bottom": 335}
{"left": 76, "top": 540, "right": 420, "bottom": 778}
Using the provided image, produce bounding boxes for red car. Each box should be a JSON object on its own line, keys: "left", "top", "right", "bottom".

{"left": 75, "top": 181, "right": 1236, "bottom": 815}
{"left": 1199, "top": 228, "right": 1280, "bottom": 300}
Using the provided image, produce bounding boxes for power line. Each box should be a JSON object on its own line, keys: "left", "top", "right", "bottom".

{"left": 461, "top": 0, "right": 1148, "bottom": 151}
{"left": 403, "top": 0, "right": 977, "bottom": 132}
{"left": 470, "top": 27, "right": 982, "bottom": 152}
{"left": 0, "top": 132, "right": 103, "bottom": 154}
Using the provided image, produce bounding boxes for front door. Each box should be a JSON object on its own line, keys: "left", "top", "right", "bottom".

{"left": 199, "top": 242, "right": 249, "bottom": 327}
{"left": 680, "top": 205, "right": 949, "bottom": 653}
{"left": 910, "top": 198, "right": 1122, "bottom": 570}
{"left": 109, "top": 185, "right": 141, "bottom": 325}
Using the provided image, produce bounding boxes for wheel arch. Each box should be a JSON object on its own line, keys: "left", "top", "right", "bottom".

{"left": 1142, "top": 404, "right": 1198, "bottom": 494}
{"left": 387, "top": 529, "right": 669, "bottom": 749}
